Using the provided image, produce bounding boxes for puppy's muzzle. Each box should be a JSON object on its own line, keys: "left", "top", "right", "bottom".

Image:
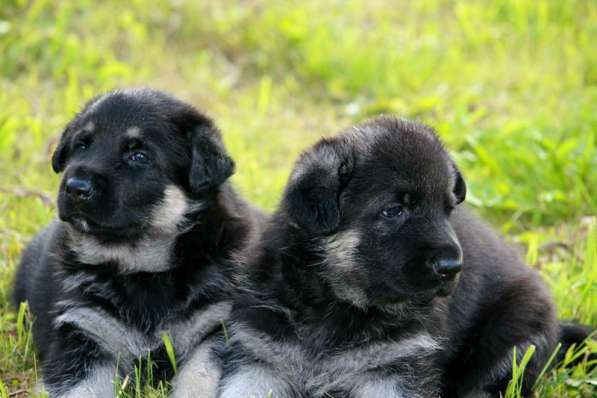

{"left": 423, "top": 220, "right": 463, "bottom": 280}
{"left": 65, "top": 176, "right": 93, "bottom": 201}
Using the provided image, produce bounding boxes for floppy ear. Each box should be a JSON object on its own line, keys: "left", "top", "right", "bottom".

{"left": 52, "top": 94, "right": 105, "bottom": 173}
{"left": 188, "top": 124, "right": 235, "bottom": 193}
{"left": 168, "top": 104, "right": 235, "bottom": 194}
{"left": 51, "top": 125, "right": 74, "bottom": 173}
{"left": 452, "top": 164, "right": 466, "bottom": 204}
{"left": 284, "top": 139, "right": 355, "bottom": 234}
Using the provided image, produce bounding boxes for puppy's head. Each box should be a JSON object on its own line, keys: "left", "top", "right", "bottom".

{"left": 283, "top": 117, "right": 465, "bottom": 308}
{"left": 52, "top": 88, "right": 234, "bottom": 242}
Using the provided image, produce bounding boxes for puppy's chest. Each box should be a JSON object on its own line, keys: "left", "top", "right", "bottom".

{"left": 56, "top": 301, "right": 230, "bottom": 365}
{"left": 56, "top": 271, "right": 230, "bottom": 362}
{"left": 63, "top": 271, "right": 182, "bottom": 326}
{"left": 234, "top": 326, "right": 441, "bottom": 396}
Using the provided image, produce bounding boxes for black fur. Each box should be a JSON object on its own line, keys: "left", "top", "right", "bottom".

{"left": 221, "top": 117, "right": 591, "bottom": 398}
{"left": 13, "top": 88, "right": 265, "bottom": 396}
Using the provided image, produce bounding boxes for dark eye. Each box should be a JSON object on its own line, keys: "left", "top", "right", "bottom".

{"left": 129, "top": 151, "right": 149, "bottom": 163}
{"left": 382, "top": 205, "right": 404, "bottom": 219}
{"left": 74, "top": 141, "right": 88, "bottom": 151}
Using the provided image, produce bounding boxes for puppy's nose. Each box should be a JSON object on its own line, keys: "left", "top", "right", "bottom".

{"left": 433, "top": 257, "right": 462, "bottom": 279}
{"left": 65, "top": 177, "right": 93, "bottom": 200}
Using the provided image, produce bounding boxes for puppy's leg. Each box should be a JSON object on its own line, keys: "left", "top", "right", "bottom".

{"left": 168, "top": 302, "right": 233, "bottom": 398}
{"left": 218, "top": 365, "right": 296, "bottom": 398}
{"left": 54, "top": 363, "right": 117, "bottom": 398}
{"left": 351, "top": 378, "right": 414, "bottom": 398}
{"left": 171, "top": 338, "right": 221, "bottom": 398}
{"left": 41, "top": 332, "right": 117, "bottom": 397}
{"left": 443, "top": 274, "right": 558, "bottom": 397}
{"left": 351, "top": 368, "right": 442, "bottom": 398}
{"left": 44, "top": 306, "right": 151, "bottom": 397}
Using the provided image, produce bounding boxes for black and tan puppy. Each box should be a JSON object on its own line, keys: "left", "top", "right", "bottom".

{"left": 219, "top": 117, "right": 586, "bottom": 397}
{"left": 13, "top": 88, "right": 264, "bottom": 397}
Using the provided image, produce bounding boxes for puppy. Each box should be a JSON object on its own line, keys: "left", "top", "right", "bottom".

{"left": 12, "top": 88, "right": 264, "bottom": 398}
{"left": 219, "top": 117, "right": 587, "bottom": 397}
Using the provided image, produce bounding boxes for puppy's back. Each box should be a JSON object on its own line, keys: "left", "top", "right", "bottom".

{"left": 13, "top": 221, "right": 62, "bottom": 358}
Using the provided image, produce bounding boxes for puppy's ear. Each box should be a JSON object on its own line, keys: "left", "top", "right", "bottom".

{"left": 51, "top": 94, "right": 102, "bottom": 173}
{"left": 51, "top": 124, "right": 74, "bottom": 173}
{"left": 284, "top": 138, "right": 355, "bottom": 234}
{"left": 188, "top": 125, "right": 235, "bottom": 193}
{"left": 170, "top": 106, "right": 234, "bottom": 194}
{"left": 452, "top": 164, "right": 466, "bottom": 204}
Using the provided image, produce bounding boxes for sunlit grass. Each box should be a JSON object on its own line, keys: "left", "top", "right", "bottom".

{"left": 0, "top": 0, "right": 595, "bottom": 396}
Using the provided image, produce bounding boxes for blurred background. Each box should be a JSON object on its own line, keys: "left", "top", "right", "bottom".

{"left": 0, "top": 1, "right": 595, "bottom": 396}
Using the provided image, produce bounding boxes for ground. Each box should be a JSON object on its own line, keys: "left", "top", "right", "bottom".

{"left": 0, "top": 1, "right": 595, "bottom": 397}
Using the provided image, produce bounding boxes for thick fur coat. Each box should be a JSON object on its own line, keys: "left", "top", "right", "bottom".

{"left": 218, "top": 117, "right": 580, "bottom": 398}
{"left": 13, "top": 88, "right": 265, "bottom": 398}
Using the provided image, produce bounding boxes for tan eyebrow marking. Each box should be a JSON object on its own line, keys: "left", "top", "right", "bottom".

{"left": 83, "top": 121, "right": 95, "bottom": 132}
{"left": 126, "top": 126, "right": 142, "bottom": 138}
{"left": 403, "top": 193, "right": 412, "bottom": 205}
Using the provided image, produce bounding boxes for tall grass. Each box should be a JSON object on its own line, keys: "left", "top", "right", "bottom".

{"left": 0, "top": 1, "right": 595, "bottom": 396}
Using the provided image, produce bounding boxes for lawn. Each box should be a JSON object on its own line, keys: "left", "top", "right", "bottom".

{"left": 0, "top": 0, "right": 595, "bottom": 396}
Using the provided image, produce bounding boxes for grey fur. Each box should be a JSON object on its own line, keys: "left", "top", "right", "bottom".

{"left": 165, "top": 302, "right": 232, "bottom": 359}
{"left": 53, "top": 364, "right": 116, "bottom": 398}
{"left": 54, "top": 301, "right": 232, "bottom": 374}
{"left": 222, "top": 323, "right": 440, "bottom": 397}
{"left": 218, "top": 366, "right": 293, "bottom": 398}
{"left": 54, "top": 306, "right": 154, "bottom": 364}
{"left": 171, "top": 337, "right": 224, "bottom": 398}
{"left": 320, "top": 229, "right": 368, "bottom": 308}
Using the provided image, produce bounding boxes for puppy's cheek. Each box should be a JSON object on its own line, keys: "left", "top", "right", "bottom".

{"left": 321, "top": 230, "right": 370, "bottom": 308}
{"left": 149, "top": 185, "right": 192, "bottom": 234}
{"left": 323, "top": 230, "right": 361, "bottom": 269}
{"left": 56, "top": 192, "right": 72, "bottom": 221}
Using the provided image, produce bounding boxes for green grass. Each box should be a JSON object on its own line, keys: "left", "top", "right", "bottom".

{"left": 0, "top": 0, "right": 595, "bottom": 396}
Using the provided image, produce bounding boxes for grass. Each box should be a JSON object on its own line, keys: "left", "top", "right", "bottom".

{"left": 0, "top": 0, "right": 595, "bottom": 396}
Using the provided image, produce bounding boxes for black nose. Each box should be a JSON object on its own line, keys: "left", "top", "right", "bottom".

{"left": 432, "top": 257, "right": 462, "bottom": 279}
{"left": 65, "top": 177, "right": 93, "bottom": 200}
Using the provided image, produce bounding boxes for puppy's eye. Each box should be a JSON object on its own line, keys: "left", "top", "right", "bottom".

{"left": 129, "top": 151, "right": 149, "bottom": 163}
{"left": 382, "top": 205, "right": 404, "bottom": 219}
{"left": 74, "top": 141, "right": 88, "bottom": 151}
